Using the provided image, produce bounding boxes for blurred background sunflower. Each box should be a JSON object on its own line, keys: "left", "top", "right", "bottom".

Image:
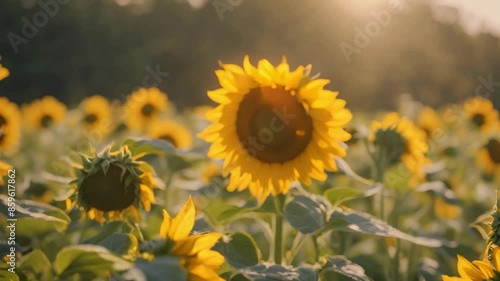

{"left": 0, "top": 97, "right": 20, "bottom": 154}
{"left": 22, "top": 96, "right": 67, "bottom": 131}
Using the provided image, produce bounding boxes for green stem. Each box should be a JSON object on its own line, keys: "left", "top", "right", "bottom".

{"left": 392, "top": 238, "right": 400, "bottom": 281}
{"left": 274, "top": 195, "right": 285, "bottom": 264}
{"left": 312, "top": 234, "right": 320, "bottom": 262}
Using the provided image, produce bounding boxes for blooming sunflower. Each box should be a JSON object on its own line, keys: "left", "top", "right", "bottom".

{"left": 417, "top": 106, "right": 442, "bottom": 137}
{"left": 370, "top": 112, "right": 429, "bottom": 185}
{"left": 79, "top": 95, "right": 113, "bottom": 136}
{"left": 0, "top": 97, "right": 21, "bottom": 153}
{"left": 478, "top": 137, "right": 500, "bottom": 176}
{"left": 198, "top": 56, "right": 352, "bottom": 203}
{"left": 124, "top": 87, "right": 168, "bottom": 131}
{"left": 72, "top": 145, "right": 156, "bottom": 223}
{"left": 157, "top": 197, "right": 224, "bottom": 281}
{"left": 442, "top": 246, "right": 500, "bottom": 280}
{"left": 464, "top": 97, "right": 499, "bottom": 133}
{"left": 147, "top": 119, "right": 193, "bottom": 149}
{"left": 0, "top": 64, "right": 9, "bottom": 81}
{"left": 0, "top": 161, "right": 12, "bottom": 186}
{"left": 23, "top": 96, "right": 67, "bottom": 131}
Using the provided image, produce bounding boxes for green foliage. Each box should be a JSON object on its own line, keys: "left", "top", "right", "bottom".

{"left": 327, "top": 208, "right": 449, "bottom": 247}
{"left": 0, "top": 195, "right": 70, "bottom": 237}
{"left": 54, "top": 245, "right": 131, "bottom": 278}
{"left": 285, "top": 195, "right": 328, "bottom": 234}
{"left": 214, "top": 232, "right": 261, "bottom": 269}
{"left": 321, "top": 256, "right": 372, "bottom": 281}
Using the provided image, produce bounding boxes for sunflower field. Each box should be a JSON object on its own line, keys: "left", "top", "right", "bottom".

{"left": 0, "top": 53, "right": 499, "bottom": 281}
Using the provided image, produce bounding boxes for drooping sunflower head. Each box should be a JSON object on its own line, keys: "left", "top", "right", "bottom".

{"left": 0, "top": 97, "right": 21, "bottom": 154}
{"left": 73, "top": 145, "right": 156, "bottom": 223}
{"left": 417, "top": 106, "right": 442, "bottom": 137}
{"left": 124, "top": 87, "right": 168, "bottom": 131}
{"left": 154, "top": 197, "right": 224, "bottom": 281}
{"left": 370, "top": 112, "right": 429, "bottom": 183}
{"left": 464, "top": 97, "right": 499, "bottom": 133}
{"left": 442, "top": 246, "right": 500, "bottom": 281}
{"left": 198, "top": 55, "right": 352, "bottom": 203}
{"left": 23, "top": 96, "right": 67, "bottom": 131}
{"left": 147, "top": 119, "right": 193, "bottom": 149}
{"left": 79, "top": 95, "right": 113, "bottom": 136}
{"left": 0, "top": 64, "right": 9, "bottom": 81}
{"left": 478, "top": 136, "right": 500, "bottom": 176}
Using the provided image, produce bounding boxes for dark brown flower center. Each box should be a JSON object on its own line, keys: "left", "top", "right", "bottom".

{"left": 159, "top": 135, "right": 178, "bottom": 148}
{"left": 0, "top": 115, "right": 6, "bottom": 127}
{"left": 486, "top": 139, "right": 500, "bottom": 164}
{"left": 141, "top": 104, "right": 155, "bottom": 117}
{"left": 236, "top": 86, "right": 313, "bottom": 164}
{"left": 83, "top": 113, "right": 98, "bottom": 124}
{"left": 41, "top": 115, "right": 53, "bottom": 128}
{"left": 472, "top": 113, "right": 485, "bottom": 127}
{"left": 0, "top": 115, "right": 6, "bottom": 143}
{"left": 80, "top": 164, "right": 137, "bottom": 212}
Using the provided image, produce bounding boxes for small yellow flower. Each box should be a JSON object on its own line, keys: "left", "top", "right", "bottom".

{"left": 158, "top": 197, "right": 225, "bottom": 281}
{"left": 73, "top": 145, "right": 157, "bottom": 223}
{"left": 0, "top": 97, "right": 21, "bottom": 153}
{"left": 0, "top": 161, "right": 12, "bottom": 186}
{"left": 463, "top": 97, "right": 499, "bottom": 134}
{"left": 0, "top": 64, "right": 10, "bottom": 81}
{"left": 201, "top": 162, "right": 221, "bottom": 184}
{"left": 434, "top": 198, "right": 461, "bottom": 219}
{"left": 417, "top": 106, "right": 442, "bottom": 137}
{"left": 199, "top": 55, "right": 352, "bottom": 203}
{"left": 23, "top": 96, "right": 67, "bottom": 131}
{"left": 478, "top": 137, "right": 500, "bottom": 176}
{"left": 442, "top": 246, "right": 500, "bottom": 280}
{"left": 147, "top": 119, "right": 193, "bottom": 149}
{"left": 124, "top": 88, "right": 168, "bottom": 131}
{"left": 79, "top": 95, "right": 113, "bottom": 136}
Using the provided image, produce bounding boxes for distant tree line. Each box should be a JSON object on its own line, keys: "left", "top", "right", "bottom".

{"left": 0, "top": 0, "right": 499, "bottom": 110}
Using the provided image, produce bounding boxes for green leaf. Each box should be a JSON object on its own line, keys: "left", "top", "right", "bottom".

{"left": 0, "top": 269, "right": 19, "bottom": 281}
{"left": 321, "top": 256, "right": 372, "bottom": 281}
{"left": 123, "top": 138, "right": 176, "bottom": 156}
{"left": 239, "top": 264, "right": 318, "bottom": 281}
{"left": 324, "top": 184, "right": 383, "bottom": 207}
{"left": 284, "top": 195, "right": 327, "bottom": 234}
{"left": 335, "top": 158, "right": 374, "bottom": 185}
{"left": 83, "top": 221, "right": 125, "bottom": 244}
{"left": 99, "top": 233, "right": 138, "bottom": 257}
{"left": 18, "top": 249, "right": 51, "bottom": 277}
{"left": 214, "top": 232, "right": 261, "bottom": 269}
{"left": 0, "top": 195, "right": 70, "bottom": 237}
{"left": 415, "top": 181, "right": 458, "bottom": 204}
{"left": 54, "top": 245, "right": 131, "bottom": 278}
{"left": 134, "top": 256, "right": 187, "bottom": 281}
{"left": 327, "top": 208, "right": 454, "bottom": 247}
{"left": 203, "top": 202, "right": 248, "bottom": 225}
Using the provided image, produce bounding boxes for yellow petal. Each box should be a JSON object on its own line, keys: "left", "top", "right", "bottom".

{"left": 168, "top": 197, "right": 196, "bottom": 241}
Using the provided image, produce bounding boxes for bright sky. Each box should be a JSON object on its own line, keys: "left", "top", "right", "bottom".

{"left": 433, "top": 0, "right": 500, "bottom": 36}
